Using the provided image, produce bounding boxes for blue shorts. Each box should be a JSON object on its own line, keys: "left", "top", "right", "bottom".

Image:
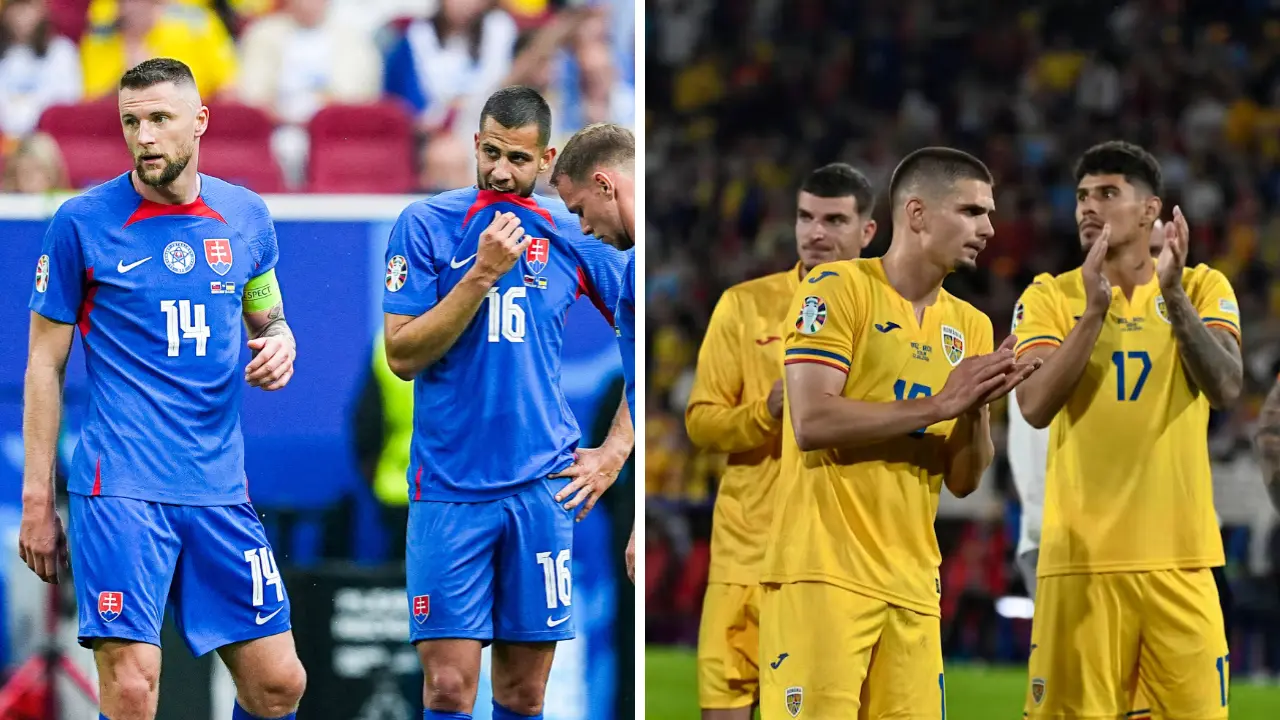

{"left": 68, "top": 494, "right": 291, "bottom": 657}
{"left": 406, "top": 477, "right": 575, "bottom": 644}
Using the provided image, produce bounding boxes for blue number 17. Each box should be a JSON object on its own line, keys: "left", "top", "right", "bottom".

{"left": 1111, "top": 350, "right": 1151, "bottom": 401}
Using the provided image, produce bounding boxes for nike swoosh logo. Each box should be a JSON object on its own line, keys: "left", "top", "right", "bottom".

{"left": 875, "top": 322, "right": 901, "bottom": 333}
{"left": 756, "top": 336, "right": 781, "bottom": 345}
{"left": 546, "top": 615, "right": 570, "bottom": 628}
{"left": 770, "top": 653, "right": 789, "bottom": 669}
{"left": 450, "top": 253, "right": 478, "bottom": 269}
{"left": 117, "top": 257, "right": 152, "bottom": 273}
{"left": 807, "top": 270, "right": 838, "bottom": 283}
{"left": 255, "top": 607, "right": 284, "bottom": 625}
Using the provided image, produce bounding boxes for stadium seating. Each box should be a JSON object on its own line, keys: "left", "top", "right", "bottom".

{"left": 198, "top": 102, "right": 286, "bottom": 193}
{"left": 36, "top": 98, "right": 132, "bottom": 190}
{"left": 305, "top": 100, "right": 415, "bottom": 194}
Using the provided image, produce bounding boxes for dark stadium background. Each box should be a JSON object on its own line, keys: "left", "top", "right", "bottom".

{"left": 645, "top": 0, "right": 1280, "bottom": 717}
{"left": 0, "top": 1, "right": 635, "bottom": 719}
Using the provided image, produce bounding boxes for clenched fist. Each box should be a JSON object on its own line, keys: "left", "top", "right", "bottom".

{"left": 474, "top": 211, "right": 531, "bottom": 282}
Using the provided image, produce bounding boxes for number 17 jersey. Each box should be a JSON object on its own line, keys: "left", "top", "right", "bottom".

{"left": 1012, "top": 264, "right": 1239, "bottom": 576}
{"left": 28, "top": 172, "right": 280, "bottom": 506}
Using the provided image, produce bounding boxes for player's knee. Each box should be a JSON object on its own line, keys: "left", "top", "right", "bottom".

{"left": 103, "top": 665, "right": 159, "bottom": 715}
{"left": 491, "top": 672, "right": 548, "bottom": 715}
{"left": 423, "top": 666, "right": 478, "bottom": 711}
{"left": 241, "top": 658, "right": 307, "bottom": 716}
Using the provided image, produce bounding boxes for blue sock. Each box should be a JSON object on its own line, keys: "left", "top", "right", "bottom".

{"left": 493, "top": 701, "right": 541, "bottom": 719}
{"left": 101, "top": 715, "right": 111, "bottom": 720}
{"left": 423, "top": 711, "right": 472, "bottom": 719}
{"left": 232, "top": 702, "right": 295, "bottom": 720}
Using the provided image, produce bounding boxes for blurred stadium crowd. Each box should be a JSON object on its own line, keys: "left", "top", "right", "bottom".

{"left": 0, "top": 0, "right": 634, "bottom": 194}
{"left": 645, "top": 0, "right": 1280, "bottom": 676}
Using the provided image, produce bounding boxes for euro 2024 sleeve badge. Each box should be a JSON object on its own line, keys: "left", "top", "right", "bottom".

{"left": 796, "top": 296, "right": 827, "bottom": 335}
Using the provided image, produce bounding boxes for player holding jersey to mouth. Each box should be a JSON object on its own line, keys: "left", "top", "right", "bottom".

{"left": 382, "top": 87, "right": 633, "bottom": 720}
{"left": 550, "top": 121, "right": 637, "bottom": 583}
{"left": 20, "top": 58, "right": 305, "bottom": 720}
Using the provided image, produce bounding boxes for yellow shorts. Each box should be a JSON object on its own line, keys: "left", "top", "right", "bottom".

{"left": 697, "top": 583, "right": 761, "bottom": 709}
{"left": 1025, "top": 569, "right": 1229, "bottom": 720}
{"left": 759, "top": 581, "right": 944, "bottom": 719}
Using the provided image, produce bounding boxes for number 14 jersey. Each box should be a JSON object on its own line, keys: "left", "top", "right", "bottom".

{"left": 28, "top": 172, "right": 280, "bottom": 506}
{"left": 1012, "top": 264, "right": 1240, "bottom": 577}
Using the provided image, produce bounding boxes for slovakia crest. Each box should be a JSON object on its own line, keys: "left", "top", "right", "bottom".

{"left": 34, "top": 254, "right": 49, "bottom": 293}
{"left": 796, "top": 296, "right": 827, "bottom": 335}
{"left": 1031, "top": 677, "right": 1046, "bottom": 705}
{"left": 411, "top": 594, "right": 430, "bottom": 624}
{"left": 785, "top": 686, "right": 803, "bottom": 717}
{"left": 98, "top": 591, "right": 124, "bottom": 623}
{"left": 941, "top": 324, "right": 965, "bottom": 366}
{"left": 163, "top": 241, "right": 196, "bottom": 274}
{"left": 524, "top": 237, "right": 550, "bottom": 275}
{"left": 203, "top": 239, "right": 233, "bottom": 276}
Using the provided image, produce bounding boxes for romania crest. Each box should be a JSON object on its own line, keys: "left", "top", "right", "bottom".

{"left": 1031, "top": 677, "right": 1046, "bottom": 705}
{"left": 785, "top": 686, "right": 803, "bottom": 717}
{"left": 796, "top": 296, "right": 827, "bottom": 335}
{"left": 941, "top": 324, "right": 965, "bottom": 366}
{"left": 1155, "top": 294, "right": 1170, "bottom": 323}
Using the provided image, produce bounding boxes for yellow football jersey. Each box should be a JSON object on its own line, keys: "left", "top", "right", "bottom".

{"left": 1013, "top": 263, "right": 1240, "bottom": 576}
{"left": 686, "top": 266, "right": 800, "bottom": 584}
{"left": 761, "top": 258, "right": 994, "bottom": 616}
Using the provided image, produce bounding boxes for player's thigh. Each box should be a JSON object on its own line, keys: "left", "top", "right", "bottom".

{"left": 492, "top": 478, "right": 576, "bottom": 643}
{"left": 1137, "top": 569, "right": 1230, "bottom": 720}
{"left": 68, "top": 494, "right": 181, "bottom": 649}
{"left": 860, "top": 605, "right": 945, "bottom": 720}
{"left": 407, "top": 499, "right": 503, "bottom": 643}
{"left": 759, "top": 581, "right": 885, "bottom": 720}
{"left": 697, "top": 583, "right": 761, "bottom": 710}
{"left": 169, "top": 503, "right": 292, "bottom": 656}
{"left": 1024, "top": 573, "right": 1143, "bottom": 719}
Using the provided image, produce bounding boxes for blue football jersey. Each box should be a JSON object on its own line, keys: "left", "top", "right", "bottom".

{"left": 382, "top": 187, "right": 627, "bottom": 502}
{"left": 616, "top": 249, "right": 635, "bottom": 426}
{"left": 28, "top": 172, "right": 279, "bottom": 505}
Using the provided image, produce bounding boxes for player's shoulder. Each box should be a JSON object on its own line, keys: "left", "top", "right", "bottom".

{"left": 1020, "top": 269, "right": 1078, "bottom": 302}
{"left": 51, "top": 172, "right": 133, "bottom": 225}
{"left": 1181, "top": 262, "right": 1232, "bottom": 289}
{"left": 199, "top": 173, "right": 270, "bottom": 225}
{"left": 939, "top": 289, "right": 993, "bottom": 334}
{"left": 800, "top": 258, "right": 871, "bottom": 290}
{"left": 725, "top": 266, "right": 794, "bottom": 299}
{"left": 395, "top": 187, "right": 474, "bottom": 230}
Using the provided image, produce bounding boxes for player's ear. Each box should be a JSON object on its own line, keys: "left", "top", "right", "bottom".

{"left": 860, "top": 219, "right": 877, "bottom": 248}
{"left": 194, "top": 105, "right": 209, "bottom": 138}
{"left": 1142, "top": 193, "right": 1162, "bottom": 229}
{"left": 594, "top": 170, "right": 613, "bottom": 199}
{"left": 539, "top": 146, "right": 556, "bottom": 174}
{"left": 904, "top": 197, "right": 927, "bottom": 233}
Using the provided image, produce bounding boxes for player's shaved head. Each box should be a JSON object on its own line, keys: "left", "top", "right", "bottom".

{"left": 889, "top": 146, "right": 993, "bottom": 214}
{"left": 1074, "top": 140, "right": 1163, "bottom": 197}
{"left": 551, "top": 123, "right": 634, "bottom": 186}
{"left": 119, "top": 57, "right": 201, "bottom": 106}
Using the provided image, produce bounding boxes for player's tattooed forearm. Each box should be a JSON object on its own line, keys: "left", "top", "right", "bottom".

{"left": 253, "top": 305, "right": 293, "bottom": 341}
{"left": 1164, "top": 291, "right": 1242, "bottom": 408}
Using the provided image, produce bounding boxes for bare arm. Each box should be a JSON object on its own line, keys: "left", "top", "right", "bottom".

{"left": 243, "top": 301, "right": 294, "bottom": 342}
{"left": 943, "top": 407, "right": 993, "bottom": 498}
{"left": 600, "top": 393, "right": 635, "bottom": 461}
{"left": 383, "top": 269, "right": 495, "bottom": 380}
{"left": 785, "top": 363, "right": 950, "bottom": 452}
{"left": 23, "top": 313, "right": 74, "bottom": 505}
{"left": 1014, "top": 311, "right": 1105, "bottom": 429}
{"left": 1254, "top": 378, "right": 1280, "bottom": 512}
{"left": 1163, "top": 288, "right": 1243, "bottom": 409}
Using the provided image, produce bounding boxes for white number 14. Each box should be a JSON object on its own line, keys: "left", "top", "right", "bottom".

{"left": 160, "top": 300, "right": 210, "bottom": 357}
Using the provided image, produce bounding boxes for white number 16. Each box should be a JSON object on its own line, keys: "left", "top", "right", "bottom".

{"left": 536, "top": 549, "right": 572, "bottom": 609}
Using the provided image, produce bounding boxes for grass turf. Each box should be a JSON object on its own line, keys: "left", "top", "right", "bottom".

{"left": 645, "top": 645, "right": 1280, "bottom": 719}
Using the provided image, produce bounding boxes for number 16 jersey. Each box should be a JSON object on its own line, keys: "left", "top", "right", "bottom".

{"left": 28, "top": 172, "right": 280, "bottom": 506}
{"left": 1012, "top": 264, "right": 1239, "bottom": 576}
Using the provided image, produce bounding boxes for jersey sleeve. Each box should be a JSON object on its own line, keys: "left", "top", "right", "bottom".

{"left": 244, "top": 192, "right": 279, "bottom": 278}
{"left": 1188, "top": 265, "right": 1241, "bottom": 346}
{"left": 783, "top": 264, "right": 862, "bottom": 374}
{"left": 572, "top": 240, "right": 627, "bottom": 324}
{"left": 1012, "top": 277, "right": 1065, "bottom": 358}
{"left": 28, "top": 208, "right": 85, "bottom": 325}
{"left": 686, "top": 289, "right": 780, "bottom": 453}
{"left": 382, "top": 205, "right": 439, "bottom": 317}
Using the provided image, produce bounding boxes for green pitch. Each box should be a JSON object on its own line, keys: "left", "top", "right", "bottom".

{"left": 646, "top": 645, "right": 1280, "bottom": 719}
